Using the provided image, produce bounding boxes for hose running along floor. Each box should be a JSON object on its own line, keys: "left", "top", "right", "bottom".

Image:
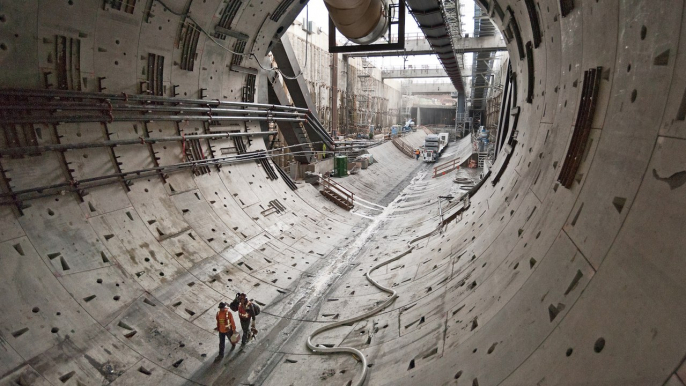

{"left": 1, "top": 1, "right": 686, "bottom": 386}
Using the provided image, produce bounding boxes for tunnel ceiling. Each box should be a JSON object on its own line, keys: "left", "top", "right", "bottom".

{"left": 1, "top": 0, "right": 686, "bottom": 385}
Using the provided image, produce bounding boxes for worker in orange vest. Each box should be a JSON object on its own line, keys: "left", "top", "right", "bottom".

{"left": 414, "top": 149, "right": 420, "bottom": 160}
{"left": 215, "top": 302, "right": 237, "bottom": 362}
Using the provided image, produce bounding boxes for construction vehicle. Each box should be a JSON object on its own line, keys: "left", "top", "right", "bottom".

{"left": 403, "top": 119, "right": 416, "bottom": 132}
{"left": 423, "top": 133, "right": 450, "bottom": 162}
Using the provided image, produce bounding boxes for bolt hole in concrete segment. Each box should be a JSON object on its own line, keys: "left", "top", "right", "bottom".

{"left": 306, "top": 169, "right": 446, "bottom": 386}
{"left": 236, "top": 172, "right": 434, "bottom": 385}
{"left": 309, "top": 169, "right": 429, "bottom": 297}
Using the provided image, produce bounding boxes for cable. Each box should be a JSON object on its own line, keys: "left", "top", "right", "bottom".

{"left": 255, "top": 4, "right": 309, "bottom": 80}
{"left": 155, "top": 0, "right": 249, "bottom": 56}
{"left": 153, "top": 0, "right": 306, "bottom": 80}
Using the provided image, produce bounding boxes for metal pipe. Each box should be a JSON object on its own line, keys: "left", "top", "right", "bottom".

{"left": 0, "top": 131, "right": 278, "bottom": 156}
{"left": 0, "top": 146, "right": 323, "bottom": 201}
{"left": 0, "top": 88, "right": 309, "bottom": 112}
{"left": 0, "top": 115, "right": 305, "bottom": 125}
{"left": 0, "top": 151, "right": 269, "bottom": 198}
{"left": 305, "top": 115, "right": 335, "bottom": 146}
{"left": 324, "top": 0, "right": 389, "bottom": 45}
{"left": 0, "top": 146, "right": 364, "bottom": 205}
{"left": 0, "top": 103, "right": 306, "bottom": 117}
{"left": 437, "top": 195, "right": 454, "bottom": 231}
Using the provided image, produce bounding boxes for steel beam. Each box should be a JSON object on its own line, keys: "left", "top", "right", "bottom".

{"left": 271, "top": 34, "right": 334, "bottom": 150}
{"left": 382, "top": 67, "right": 449, "bottom": 79}
{"left": 402, "top": 82, "right": 457, "bottom": 94}
{"left": 343, "top": 35, "right": 506, "bottom": 57}
{"left": 266, "top": 76, "right": 313, "bottom": 164}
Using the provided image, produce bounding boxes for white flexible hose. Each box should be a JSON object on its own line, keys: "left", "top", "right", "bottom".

{"left": 306, "top": 170, "right": 452, "bottom": 385}
{"left": 306, "top": 247, "right": 415, "bottom": 386}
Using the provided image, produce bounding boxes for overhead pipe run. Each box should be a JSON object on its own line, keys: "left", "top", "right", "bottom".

{"left": 0, "top": 103, "right": 307, "bottom": 117}
{"left": 0, "top": 88, "right": 315, "bottom": 138}
{"left": 0, "top": 145, "right": 368, "bottom": 206}
{"left": 0, "top": 114, "right": 305, "bottom": 125}
{"left": 324, "top": 0, "right": 390, "bottom": 45}
{"left": 0, "top": 89, "right": 310, "bottom": 113}
{"left": 0, "top": 132, "right": 279, "bottom": 157}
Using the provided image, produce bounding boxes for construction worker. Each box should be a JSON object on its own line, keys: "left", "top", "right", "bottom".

{"left": 415, "top": 149, "right": 421, "bottom": 160}
{"left": 215, "top": 302, "right": 236, "bottom": 362}
{"left": 238, "top": 294, "right": 258, "bottom": 346}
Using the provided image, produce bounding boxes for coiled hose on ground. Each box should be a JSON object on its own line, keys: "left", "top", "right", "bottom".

{"left": 306, "top": 246, "right": 415, "bottom": 386}
{"left": 305, "top": 199, "right": 467, "bottom": 385}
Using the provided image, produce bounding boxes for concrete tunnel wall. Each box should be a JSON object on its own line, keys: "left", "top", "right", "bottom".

{"left": 0, "top": 0, "right": 686, "bottom": 386}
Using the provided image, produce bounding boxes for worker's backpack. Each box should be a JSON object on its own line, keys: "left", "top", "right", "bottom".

{"left": 229, "top": 297, "right": 240, "bottom": 312}
{"left": 251, "top": 303, "right": 261, "bottom": 316}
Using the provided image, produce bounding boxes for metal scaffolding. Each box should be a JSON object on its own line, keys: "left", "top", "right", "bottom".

{"left": 356, "top": 59, "right": 376, "bottom": 128}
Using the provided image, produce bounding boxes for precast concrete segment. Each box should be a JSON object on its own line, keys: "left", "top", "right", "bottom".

{"left": 306, "top": 164, "right": 459, "bottom": 385}
{"left": 307, "top": 246, "right": 416, "bottom": 386}
{"left": 1, "top": 0, "right": 686, "bottom": 385}
{"left": 335, "top": 131, "right": 427, "bottom": 204}
{"left": 256, "top": 167, "right": 470, "bottom": 385}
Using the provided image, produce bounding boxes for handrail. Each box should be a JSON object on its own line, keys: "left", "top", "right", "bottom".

{"left": 321, "top": 177, "right": 354, "bottom": 208}
{"left": 433, "top": 158, "right": 461, "bottom": 178}
{"left": 383, "top": 65, "right": 475, "bottom": 72}
{"left": 0, "top": 88, "right": 308, "bottom": 112}
{"left": 392, "top": 138, "right": 415, "bottom": 158}
{"left": 388, "top": 32, "right": 436, "bottom": 41}
{"left": 400, "top": 79, "right": 456, "bottom": 85}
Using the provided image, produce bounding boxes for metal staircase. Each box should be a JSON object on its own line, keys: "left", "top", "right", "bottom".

{"left": 320, "top": 177, "right": 354, "bottom": 211}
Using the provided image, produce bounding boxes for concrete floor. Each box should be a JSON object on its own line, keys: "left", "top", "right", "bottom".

{"left": 1, "top": 0, "right": 686, "bottom": 385}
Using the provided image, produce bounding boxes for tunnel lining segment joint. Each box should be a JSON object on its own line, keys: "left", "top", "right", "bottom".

{"left": 306, "top": 246, "right": 416, "bottom": 386}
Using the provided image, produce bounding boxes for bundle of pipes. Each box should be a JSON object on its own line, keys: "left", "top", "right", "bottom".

{"left": 0, "top": 150, "right": 275, "bottom": 206}
{"left": 0, "top": 142, "right": 347, "bottom": 205}
{"left": 0, "top": 89, "right": 308, "bottom": 125}
{"left": 304, "top": 114, "right": 336, "bottom": 149}
{"left": 0, "top": 89, "right": 308, "bottom": 112}
{"left": 0, "top": 88, "right": 336, "bottom": 149}
{"left": 323, "top": 0, "right": 389, "bottom": 45}
{"left": 0, "top": 132, "right": 279, "bottom": 157}
{"left": 0, "top": 142, "right": 367, "bottom": 206}
{"left": 0, "top": 88, "right": 343, "bottom": 205}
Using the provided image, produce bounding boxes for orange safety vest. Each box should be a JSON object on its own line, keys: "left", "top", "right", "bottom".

{"left": 216, "top": 309, "right": 236, "bottom": 333}
{"left": 238, "top": 303, "right": 253, "bottom": 321}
